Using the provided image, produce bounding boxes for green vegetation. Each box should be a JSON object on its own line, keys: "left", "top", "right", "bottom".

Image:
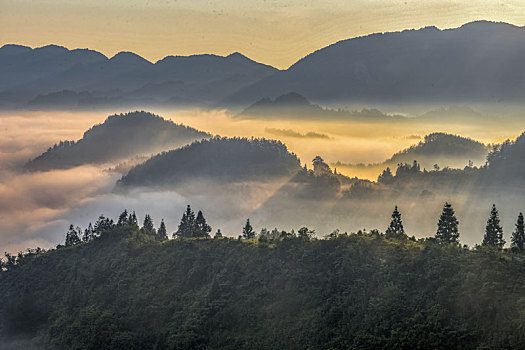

{"left": 2, "top": 207, "right": 525, "bottom": 349}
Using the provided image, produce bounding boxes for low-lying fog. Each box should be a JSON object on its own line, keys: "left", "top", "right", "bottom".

{"left": 1, "top": 107, "right": 525, "bottom": 253}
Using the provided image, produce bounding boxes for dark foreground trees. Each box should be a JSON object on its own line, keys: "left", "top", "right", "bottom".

{"left": 3, "top": 225, "right": 525, "bottom": 349}
{"left": 385, "top": 206, "right": 405, "bottom": 239}
{"left": 435, "top": 202, "right": 460, "bottom": 244}
{"left": 483, "top": 204, "right": 505, "bottom": 248}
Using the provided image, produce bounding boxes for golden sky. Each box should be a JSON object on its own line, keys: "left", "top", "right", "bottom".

{"left": 2, "top": 0, "right": 525, "bottom": 69}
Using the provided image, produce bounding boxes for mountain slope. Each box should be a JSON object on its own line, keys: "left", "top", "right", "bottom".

{"left": 25, "top": 111, "right": 210, "bottom": 171}
{"left": 117, "top": 137, "right": 302, "bottom": 188}
{"left": 226, "top": 21, "right": 525, "bottom": 105}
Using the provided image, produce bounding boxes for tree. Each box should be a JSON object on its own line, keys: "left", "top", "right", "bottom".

{"left": 483, "top": 204, "right": 505, "bottom": 248}
{"left": 128, "top": 211, "right": 138, "bottom": 226}
{"left": 195, "top": 210, "right": 212, "bottom": 238}
{"left": 298, "top": 227, "right": 315, "bottom": 240}
{"left": 242, "top": 219, "right": 255, "bottom": 239}
{"left": 157, "top": 219, "right": 168, "bottom": 240}
{"left": 82, "top": 223, "right": 94, "bottom": 242}
{"left": 511, "top": 212, "right": 525, "bottom": 252}
{"left": 385, "top": 206, "right": 405, "bottom": 239}
{"left": 93, "top": 215, "right": 114, "bottom": 236}
{"left": 175, "top": 205, "right": 196, "bottom": 238}
{"left": 65, "top": 224, "right": 81, "bottom": 246}
{"left": 435, "top": 202, "right": 460, "bottom": 245}
{"left": 117, "top": 210, "right": 128, "bottom": 226}
{"left": 214, "top": 229, "right": 223, "bottom": 239}
{"left": 142, "top": 214, "right": 155, "bottom": 235}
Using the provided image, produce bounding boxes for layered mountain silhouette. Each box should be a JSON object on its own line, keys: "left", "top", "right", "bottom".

{"left": 25, "top": 111, "right": 210, "bottom": 171}
{"left": 239, "top": 92, "right": 404, "bottom": 120}
{"left": 117, "top": 137, "right": 302, "bottom": 188}
{"left": 0, "top": 45, "right": 277, "bottom": 109}
{"left": 226, "top": 21, "right": 525, "bottom": 105}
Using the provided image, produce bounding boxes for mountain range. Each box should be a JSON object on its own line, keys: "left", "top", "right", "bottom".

{"left": 3, "top": 21, "right": 525, "bottom": 109}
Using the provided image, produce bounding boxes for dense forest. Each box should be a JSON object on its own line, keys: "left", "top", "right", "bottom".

{"left": 25, "top": 111, "right": 210, "bottom": 171}
{"left": 117, "top": 137, "right": 302, "bottom": 189}
{"left": 2, "top": 204, "right": 525, "bottom": 349}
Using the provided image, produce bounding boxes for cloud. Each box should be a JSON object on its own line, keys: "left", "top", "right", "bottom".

{"left": 265, "top": 127, "right": 330, "bottom": 139}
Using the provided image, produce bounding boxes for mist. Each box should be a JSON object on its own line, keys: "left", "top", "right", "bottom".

{"left": 2, "top": 106, "right": 525, "bottom": 253}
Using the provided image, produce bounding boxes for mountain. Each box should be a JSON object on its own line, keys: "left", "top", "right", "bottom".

{"left": 226, "top": 21, "right": 525, "bottom": 105}
{"left": 2, "top": 224, "right": 525, "bottom": 349}
{"left": 0, "top": 45, "right": 278, "bottom": 109}
{"left": 117, "top": 137, "right": 302, "bottom": 188}
{"left": 240, "top": 92, "right": 404, "bottom": 120}
{"left": 25, "top": 111, "right": 210, "bottom": 171}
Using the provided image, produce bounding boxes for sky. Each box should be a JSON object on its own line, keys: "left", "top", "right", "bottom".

{"left": 2, "top": 0, "right": 525, "bottom": 69}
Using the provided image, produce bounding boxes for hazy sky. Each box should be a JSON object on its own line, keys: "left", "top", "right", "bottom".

{"left": 2, "top": 0, "right": 525, "bottom": 68}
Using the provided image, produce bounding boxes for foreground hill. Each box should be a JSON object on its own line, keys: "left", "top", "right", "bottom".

{"left": 117, "top": 137, "right": 302, "bottom": 188}
{"left": 226, "top": 21, "right": 525, "bottom": 105}
{"left": 0, "top": 45, "right": 277, "bottom": 109}
{"left": 25, "top": 111, "right": 210, "bottom": 171}
{"left": 1, "top": 226, "right": 525, "bottom": 349}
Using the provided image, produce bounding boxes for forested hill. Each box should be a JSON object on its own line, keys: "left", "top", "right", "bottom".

{"left": 25, "top": 111, "right": 210, "bottom": 171}
{"left": 117, "top": 137, "right": 302, "bottom": 189}
{"left": 2, "top": 225, "right": 525, "bottom": 349}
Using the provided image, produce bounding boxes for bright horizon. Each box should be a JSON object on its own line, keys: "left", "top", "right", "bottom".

{"left": 3, "top": 0, "right": 525, "bottom": 69}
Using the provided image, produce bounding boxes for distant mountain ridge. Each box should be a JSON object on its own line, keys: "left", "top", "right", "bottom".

{"left": 0, "top": 44, "right": 278, "bottom": 109}
{"left": 226, "top": 21, "right": 525, "bottom": 105}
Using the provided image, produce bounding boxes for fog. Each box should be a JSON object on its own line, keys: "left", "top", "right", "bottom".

{"left": 2, "top": 107, "right": 525, "bottom": 253}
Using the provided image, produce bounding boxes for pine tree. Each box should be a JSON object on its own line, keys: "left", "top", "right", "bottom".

{"left": 65, "top": 224, "right": 81, "bottom": 246}
{"left": 385, "top": 206, "right": 405, "bottom": 239}
{"left": 117, "top": 210, "right": 128, "bottom": 226}
{"left": 483, "top": 204, "right": 505, "bottom": 248}
{"left": 82, "top": 222, "right": 94, "bottom": 242}
{"left": 511, "top": 212, "right": 525, "bottom": 252}
{"left": 142, "top": 214, "right": 155, "bottom": 235}
{"left": 93, "top": 215, "right": 114, "bottom": 236}
{"left": 128, "top": 211, "right": 138, "bottom": 226}
{"left": 157, "top": 219, "right": 168, "bottom": 240}
{"left": 214, "top": 229, "right": 223, "bottom": 239}
{"left": 175, "top": 205, "right": 196, "bottom": 238}
{"left": 242, "top": 219, "right": 255, "bottom": 239}
{"left": 435, "top": 202, "right": 460, "bottom": 244}
{"left": 195, "top": 210, "right": 212, "bottom": 238}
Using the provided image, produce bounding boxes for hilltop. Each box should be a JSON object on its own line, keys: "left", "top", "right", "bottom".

{"left": 25, "top": 111, "right": 210, "bottom": 171}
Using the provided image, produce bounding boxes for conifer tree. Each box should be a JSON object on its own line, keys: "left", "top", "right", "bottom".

{"left": 214, "top": 229, "right": 223, "bottom": 239}
{"left": 82, "top": 223, "right": 94, "bottom": 242}
{"left": 175, "top": 205, "right": 196, "bottom": 238}
{"left": 142, "top": 214, "right": 155, "bottom": 235}
{"left": 157, "top": 219, "right": 168, "bottom": 240}
{"left": 483, "top": 204, "right": 505, "bottom": 248}
{"left": 128, "top": 211, "right": 138, "bottom": 226}
{"left": 242, "top": 219, "right": 255, "bottom": 239}
{"left": 65, "top": 224, "right": 81, "bottom": 246}
{"left": 195, "top": 210, "right": 212, "bottom": 237}
{"left": 511, "top": 212, "right": 525, "bottom": 252}
{"left": 117, "top": 210, "right": 128, "bottom": 226}
{"left": 435, "top": 202, "right": 460, "bottom": 244}
{"left": 93, "top": 215, "right": 114, "bottom": 236}
{"left": 385, "top": 206, "right": 405, "bottom": 239}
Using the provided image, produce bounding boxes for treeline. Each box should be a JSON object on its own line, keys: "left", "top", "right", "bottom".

{"left": 52, "top": 201, "right": 525, "bottom": 256}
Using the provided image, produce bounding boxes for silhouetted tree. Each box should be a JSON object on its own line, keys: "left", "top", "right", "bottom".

{"left": 117, "top": 210, "right": 128, "bottom": 226}
{"left": 298, "top": 227, "right": 315, "bottom": 240}
{"left": 385, "top": 206, "right": 405, "bottom": 239}
{"left": 378, "top": 167, "right": 394, "bottom": 184}
{"left": 82, "top": 223, "right": 94, "bottom": 242}
{"left": 93, "top": 215, "right": 114, "bottom": 236}
{"left": 511, "top": 212, "right": 525, "bottom": 252}
{"left": 175, "top": 205, "right": 196, "bottom": 238}
{"left": 214, "top": 229, "right": 223, "bottom": 239}
{"left": 157, "top": 219, "right": 167, "bottom": 240}
{"left": 435, "top": 202, "right": 460, "bottom": 245}
{"left": 128, "top": 211, "right": 138, "bottom": 227}
{"left": 142, "top": 214, "right": 155, "bottom": 235}
{"left": 483, "top": 204, "right": 505, "bottom": 248}
{"left": 65, "top": 225, "right": 81, "bottom": 246}
{"left": 242, "top": 219, "right": 255, "bottom": 239}
{"left": 195, "top": 210, "right": 212, "bottom": 238}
